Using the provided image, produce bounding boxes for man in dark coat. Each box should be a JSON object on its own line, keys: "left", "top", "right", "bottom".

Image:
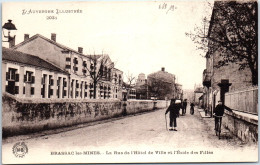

{"left": 182, "top": 99, "right": 187, "bottom": 115}
{"left": 165, "top": 99, "right": 180, "bottom": 131}
{"left": 213, "top": 100, "right": 233, "bottom": 130}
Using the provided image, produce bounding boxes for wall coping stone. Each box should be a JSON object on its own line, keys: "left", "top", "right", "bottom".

{"left": 225, "top": 110, "right": 258, "bottom": 125}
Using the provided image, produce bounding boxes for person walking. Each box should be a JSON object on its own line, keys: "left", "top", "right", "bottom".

{"left": 182, "top": 99, "right": 187, "bottom": 115}
{"left": 165, "top": 99, "right": 180, "bottom": 131}
{"left": 190, "top": 102, "right": 195, "bottom": 115}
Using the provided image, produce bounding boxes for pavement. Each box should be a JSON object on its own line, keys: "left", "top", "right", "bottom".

{"left": 2, "top": 106, "right": 258, "bottom": 164}
{"left": 198, "top": 108, "right": 211, "bottom": 118}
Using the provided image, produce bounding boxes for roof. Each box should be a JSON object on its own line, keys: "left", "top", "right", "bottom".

{"left": 2, "top": 47, "right": 68, "bottom": 74}
{"left": 13, "top": 34, "right": 88, "bottom": 57}
{"left": 13, "top": 34, "right": 109, "bottom": 60}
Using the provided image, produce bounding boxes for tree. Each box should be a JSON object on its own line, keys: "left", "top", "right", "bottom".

{"left": 186, "top": 1, "right": 258, "bottom": 85}
{"left": 122, "top": 72, "right": 136, "bottom": 99}
{"left": 147, "top": 77, "right": 173, "bottom": 100}
{"left": 85, "top": 54, "right": 114, "bottom": 99}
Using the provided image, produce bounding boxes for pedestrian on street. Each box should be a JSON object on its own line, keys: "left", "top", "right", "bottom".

{"left": 165, "top": 99, "right": 180, "bottom": 131}
{"left": 213, "top": 100, "right": 233, "bottom": 131}
{"left": 182, "top": 99, "right": 187, "bottom": 115}
{"left": 190, "top": 102, "right": 195, "bottom": 115}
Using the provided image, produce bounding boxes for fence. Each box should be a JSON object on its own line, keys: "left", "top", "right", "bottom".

{"left": 225, "top": 86, "right": 258, "bottom": 115}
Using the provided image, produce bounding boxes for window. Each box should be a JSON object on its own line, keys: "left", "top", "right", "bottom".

{"left": 85, "top": 82, "right": 88, "bottom": 89}
{"left": 83, "top": 61, "right": 87, "bottom": 67}
{"left": 6, "top": 68, "right": 16, "bottom": 81}
{"left": 73, "top": 58, "right": 78, "bottom": 64}
{"left": 24, "top": 71, "right": 34, "bottom": 83}
{"left": 49, "top": 76, "right": 54, "bottom": 85}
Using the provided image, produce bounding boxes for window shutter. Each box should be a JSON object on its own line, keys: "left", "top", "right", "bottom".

{"left": 24, "top": 75, "right": 27, "bottom": 82}
{"left": 5, "top": 85, "right": 8, "bottom": 92}
{"left": 31, "top": 76, "right": 35, "bottom": 84}
{"left": 6, "top": 72, "right": 10, "bottom": 80}
{"left": 31, "top": 87, "right": 34, "bottom": 95}
{"left": 15, "top": 86, "right": 19, "bottom": 94}
{"left": 50, "top": 89, "right": 53, "bottom": 95}
{"left": 51, "top": 79, "right": 54, "bottom": 86}
{"left": 15, "top": 74, "right": 19, "bottom": 82}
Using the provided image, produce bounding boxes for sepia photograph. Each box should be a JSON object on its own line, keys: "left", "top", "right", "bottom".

{"left": 1, "top": 0, "right": 258, "bottom": 164}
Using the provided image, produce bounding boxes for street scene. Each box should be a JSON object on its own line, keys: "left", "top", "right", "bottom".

{"left": 2, "top": 0, "right": 258, "bottom": 164}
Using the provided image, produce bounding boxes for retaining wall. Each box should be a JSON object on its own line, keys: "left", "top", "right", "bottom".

{"left": 2, "top": 93, "right": 169, "bottom": 137}
{"left": 222, "top": 110, "right": 258, "bottom": 143}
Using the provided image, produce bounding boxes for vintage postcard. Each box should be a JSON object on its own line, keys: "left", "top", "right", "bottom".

{"left": 2, "top": 0, "right": 258, "bottom": 164}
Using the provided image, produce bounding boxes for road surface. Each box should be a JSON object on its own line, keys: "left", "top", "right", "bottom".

{"left": 2, "top": 106, "right": 258, "bottom": 163}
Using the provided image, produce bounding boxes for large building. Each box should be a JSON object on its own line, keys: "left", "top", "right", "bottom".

{"left": 2, "top": 47, "right": 69, "bottom": 99}
{"left": 4, "top": 33, "right": 123, "bottom": 100}
{"left": 147, "top": 67, "right": 177, "bottom": 100}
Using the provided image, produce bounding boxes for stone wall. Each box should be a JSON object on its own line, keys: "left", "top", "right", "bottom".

{"left": 2, "top": 93, "right": 169, "bottom": 137}
{"left": 222, "top": 110, "right": 258, "bottom": 143}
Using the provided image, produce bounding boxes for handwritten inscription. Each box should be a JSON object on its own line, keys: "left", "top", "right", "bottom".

{"left": 159, "top": 3, "right": 176, "bottom": 14}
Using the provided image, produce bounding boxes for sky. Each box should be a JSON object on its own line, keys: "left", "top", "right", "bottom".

{"left": 2, "top": 0, "right": 214, "bottom": 90}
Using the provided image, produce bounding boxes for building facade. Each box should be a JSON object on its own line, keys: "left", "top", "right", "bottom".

{"left": 2, "top": 47, "right": 69, "bottom": 99}
{"left": 9, "top": 33, "right": 123, "bottom": 99}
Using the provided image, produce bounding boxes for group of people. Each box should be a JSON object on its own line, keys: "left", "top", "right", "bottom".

{"left": 165, "top": 98, "right": 233, "bottom": 132}
{"left": 165, "top": 99, "right": 195, "bottom": 131}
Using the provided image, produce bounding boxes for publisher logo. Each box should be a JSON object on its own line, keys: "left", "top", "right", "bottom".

{"left": 12, "top": 142, "right": 28, "bottom": 158}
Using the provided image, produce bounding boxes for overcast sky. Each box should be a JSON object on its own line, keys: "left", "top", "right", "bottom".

{"left": 2, "top": 0, "right": 213, "bottom": 90}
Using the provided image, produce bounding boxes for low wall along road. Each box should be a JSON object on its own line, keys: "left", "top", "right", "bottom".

{"left": 2, "top": 93, "right": 170, "bottom": 137}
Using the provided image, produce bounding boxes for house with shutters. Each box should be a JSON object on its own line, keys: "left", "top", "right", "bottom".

{"left": 10, "top": 33, "right": 123, "bottom": 99}
{"left": 2, "top": 47, "right": 69, "bottom": 99}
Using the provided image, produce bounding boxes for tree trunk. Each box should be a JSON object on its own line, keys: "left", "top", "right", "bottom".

{"left": 93, "top": 81, "right": 97, "bottom": 99}
{"left": 251, "top": 68, "right": 258, "bottom": 85}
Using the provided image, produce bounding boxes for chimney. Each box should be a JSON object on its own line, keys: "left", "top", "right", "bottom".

{"left": 24, "top": 34, "right": 29, "bottom": 41}
{"left": 51, "top": 33, "right": 56, "bottom": 42}
{"left": 9, "top": 37, "right": 15, "bottom": 48}
{"left": 161, "top": 67, "right": 165, "bottom": 72}
{"left": 78, "top": 47, "right": 83, "bottom": 54}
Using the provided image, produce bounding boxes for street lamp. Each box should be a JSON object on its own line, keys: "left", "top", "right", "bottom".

{"left": 2, "top": 19, "right": 17, "bottom": 47}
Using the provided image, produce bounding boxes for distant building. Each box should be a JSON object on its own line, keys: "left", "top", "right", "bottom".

{"left": 136, "top": 73, "right": 146, "bottom": 86}
{"left": 175, "top": 83, "right": 183, "bottom": 100}
{"left": 147, "top": 67, "right": 176, "bottom": 100}
{"left": 194, "top": 86, "right": 203, "bottom": 106}
{"left": 135, "top": 73, "right": 148, "bottom": 99}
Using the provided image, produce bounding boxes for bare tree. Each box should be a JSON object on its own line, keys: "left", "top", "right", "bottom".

{"left": 85, "top": 54, "right": 114, "bottom": 99}
{"left": 122, "top": 72, "right": 136, "bottom": 99}
{"left": 186, "top": 1, "right": 258, "bottom": 85}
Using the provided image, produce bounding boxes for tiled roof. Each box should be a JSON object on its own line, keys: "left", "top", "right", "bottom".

{"left": 2, "top": 47, "right": 68, "bottom": 74}
{"left": 13, "top": 34, "right": 103, "bottom": 59}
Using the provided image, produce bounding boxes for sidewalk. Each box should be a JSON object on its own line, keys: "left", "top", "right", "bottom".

{"left": 197, "top": 107, "right": 211, "bottom": 118}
